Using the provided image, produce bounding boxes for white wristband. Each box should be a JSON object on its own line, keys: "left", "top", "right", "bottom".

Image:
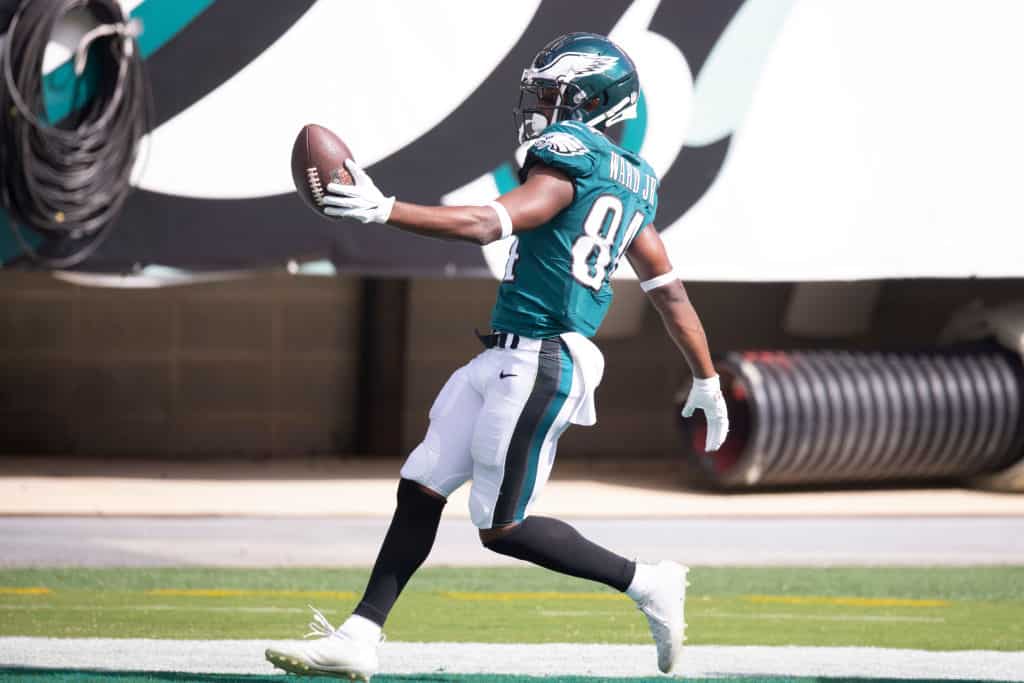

{"left": 640, "top": 269, "right": 677, "bottom": 292}
{"left": 486, "top": 200, "right": 513, "bottom": 239}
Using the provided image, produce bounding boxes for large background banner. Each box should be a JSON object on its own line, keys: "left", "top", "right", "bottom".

{"left": 4, "top": 0, "right": 1024, "bottom": 281}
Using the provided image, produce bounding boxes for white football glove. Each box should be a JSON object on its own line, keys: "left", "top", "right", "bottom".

{"left": 322, "top": 159, "right": 395, "bottom": 224}
{"left": 681, "top": 374, "right": 730, "bottom": 452}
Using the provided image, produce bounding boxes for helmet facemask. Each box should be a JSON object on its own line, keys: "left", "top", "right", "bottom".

{"left": 513, "top": 77, "right": 591, "bottom": 145}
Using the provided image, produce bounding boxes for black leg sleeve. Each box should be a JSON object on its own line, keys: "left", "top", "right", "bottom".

{"left": 353, "top": 478, "right": 446, "bottom": 626}
{"left": 483, "top": 516, "right": 636, "bottom": 592}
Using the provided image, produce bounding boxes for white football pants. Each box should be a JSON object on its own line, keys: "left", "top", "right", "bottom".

{"left": 400, "top": 335, "right": 588, "bottom": 529}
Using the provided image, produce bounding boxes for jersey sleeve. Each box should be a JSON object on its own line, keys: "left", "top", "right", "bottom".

{"left": 519, "top": 123, "right": 599, "bottom": 182}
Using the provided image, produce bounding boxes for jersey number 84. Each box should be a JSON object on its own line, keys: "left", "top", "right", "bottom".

{"left": 504, "top": 194, "right": 646, "bottom": 291}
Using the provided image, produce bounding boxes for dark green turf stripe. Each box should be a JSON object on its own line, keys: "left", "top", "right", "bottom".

{"left": 1, "top": 670, "right": 1020, "bottom": 683}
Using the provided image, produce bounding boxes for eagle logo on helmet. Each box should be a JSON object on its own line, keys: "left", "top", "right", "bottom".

{"left": 532, "top": 131, "right": 588, "bottom": 156}
{"left": 532, "top": 52, "right": 619, "bottom": 81}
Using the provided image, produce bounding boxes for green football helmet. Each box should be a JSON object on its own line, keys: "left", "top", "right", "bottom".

{"left": 514, "top": 32, "right": 640, "bottom": 144}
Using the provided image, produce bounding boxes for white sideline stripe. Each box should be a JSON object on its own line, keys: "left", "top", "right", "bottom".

{"left": 1, "top": 639, "right": 1022, "bottom": 680}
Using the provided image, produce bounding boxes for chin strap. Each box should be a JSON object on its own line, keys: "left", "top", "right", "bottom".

{"left": 586, "top": 93, "right": 639, "bottom": 129}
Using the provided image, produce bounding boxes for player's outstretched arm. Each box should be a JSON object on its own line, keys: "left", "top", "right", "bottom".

{"left": 627, "top": 224, "right": 715, "bottom": 378}
{"left": 322, "top": 160, "right": 572, "bottom": 245}
{"left": 627, "top": 224, "right": 729, "bottom": 451}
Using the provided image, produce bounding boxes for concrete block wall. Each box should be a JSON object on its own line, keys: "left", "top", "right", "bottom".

{"left": 2, "top": 270, "right": 1021, "bottom": 460}
{"left": 0, "top": 271, "right": 361, "bottom": 456}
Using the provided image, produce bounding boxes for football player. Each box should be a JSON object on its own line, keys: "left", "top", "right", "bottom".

{"left": 267, "top": 32, "right": 728, "bottom": 680}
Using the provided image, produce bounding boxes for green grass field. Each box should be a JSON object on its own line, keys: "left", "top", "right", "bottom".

{"left": 2, "top": 566, "right": 1023, "bottom": 651}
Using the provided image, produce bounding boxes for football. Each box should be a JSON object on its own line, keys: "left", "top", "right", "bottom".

{"left": 291, "top": 123, "right": 354, "bottom": 214}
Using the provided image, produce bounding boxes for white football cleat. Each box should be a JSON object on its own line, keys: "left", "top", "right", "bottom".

{"left": 634, "top": 560, "right": 689, "bottom": 674}
{"left": 265, "top": 606, "right": 380, "bottom": 681}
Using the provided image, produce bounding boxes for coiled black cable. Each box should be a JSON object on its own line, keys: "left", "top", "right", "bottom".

{"left": 0, "top": 0, "right": 150, "bottom": 268}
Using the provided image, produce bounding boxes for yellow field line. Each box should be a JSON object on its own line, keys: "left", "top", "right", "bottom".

{"left": 440, "top": 592, "right": 949, "bottom": 607}
{"left": 146, "top": 589, "right": 356, "bottom": 599}
{"left": 744, "top": 595, "right": 949, "bottom": 608}
{"left": 0, "top": 587, "right": 51, "bottom": 595}
{"left": 701, "top": 609, "right": 945, "bottom": 623}
{"left": 441, "top": 591, "right": 626, "bottom": 601}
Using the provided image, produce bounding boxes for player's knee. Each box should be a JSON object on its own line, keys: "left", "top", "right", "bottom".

{"left": 479, "top": 522, "right": 521, "bottom": 548}
{"left": 396, "top": 477, "right": 447, "bottom": 513}
{"left": 409, "top": 479, "right": 446, "bottom": 501}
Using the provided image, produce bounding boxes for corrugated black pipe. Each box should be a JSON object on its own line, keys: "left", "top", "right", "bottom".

{"left": 678, "top": 343, "right": 1024, "bottom": 489}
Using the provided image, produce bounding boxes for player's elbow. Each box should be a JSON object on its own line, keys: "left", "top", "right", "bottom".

{"left": 472, "top": 202, "right": 511, "bottom": 245}
{"left": 440, "top": 218, "right": 495, "bottom": 245}
{"left": 467, "top": 214, "right": 504, "bottom": 245}
{"left": 474, "top": 225, "right": 502, "bottom": 246}
{"left": 454, "top": 224, "right": 489, "bottom": 246}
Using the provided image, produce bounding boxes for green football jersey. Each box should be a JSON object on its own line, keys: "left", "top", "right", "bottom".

{"left": 491, "top": 121, "right": 659, "bottom": 338}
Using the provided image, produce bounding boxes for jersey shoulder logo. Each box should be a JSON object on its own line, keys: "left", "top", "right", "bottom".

{"left": 532, "top": 131, "right": 588, "bottom": 156}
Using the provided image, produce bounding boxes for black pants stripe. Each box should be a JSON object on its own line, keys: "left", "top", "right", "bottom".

{"left": 492, "top": 338, "right": 565, "bottom": 526}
